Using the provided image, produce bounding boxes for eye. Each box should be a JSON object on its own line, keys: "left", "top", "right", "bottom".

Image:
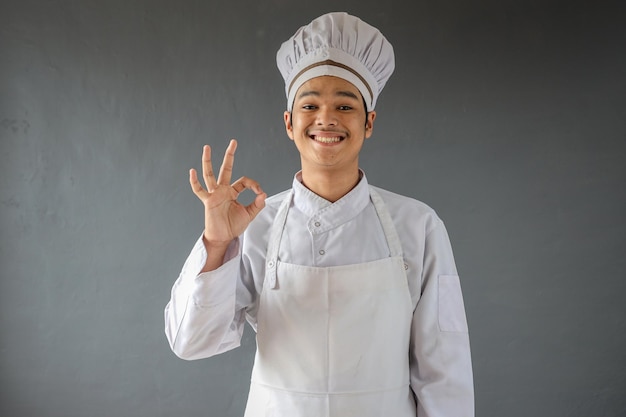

{"left": 338, "top": 105, "right": 353, "bottom": 111}
{"left": 301, "top": 104, "right": 318, "bottom": 110}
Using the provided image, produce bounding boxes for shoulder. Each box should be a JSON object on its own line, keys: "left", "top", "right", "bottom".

{"left": 265, "top": 189, "right": 292, "bottom": 209}
{"left": 371, "top": 185, "right": 436, "bottom": 214}
{"left": 370, "top": 185, "right": 442, "bottom": 235}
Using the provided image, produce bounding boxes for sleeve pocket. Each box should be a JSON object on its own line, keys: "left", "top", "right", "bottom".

{"left": 438, "top": 275, "right": 469, "bottom": 332}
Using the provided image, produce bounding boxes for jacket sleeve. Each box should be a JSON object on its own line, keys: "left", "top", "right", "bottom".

{"left": 164, "top": 235, "right": 247, "bottom": 360}
{"left": 410, "top": 220, "right": 475, "bottom": 417}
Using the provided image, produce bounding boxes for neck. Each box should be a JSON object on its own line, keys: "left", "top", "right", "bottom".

{"left": 299, "top": 167, "right": 361, "bottom": 203}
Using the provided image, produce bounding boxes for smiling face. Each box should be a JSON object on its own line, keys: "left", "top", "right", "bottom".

{"left": 284, "top": 76, "right": 376, "bottom": 179}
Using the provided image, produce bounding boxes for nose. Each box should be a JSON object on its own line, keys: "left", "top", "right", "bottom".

{"left": 316, "top": 106, "right": 337, "bottom": 126}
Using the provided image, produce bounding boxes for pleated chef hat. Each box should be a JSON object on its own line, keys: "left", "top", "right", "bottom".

{"left": 276, "top": 12, "right": 395, "bottom": 112}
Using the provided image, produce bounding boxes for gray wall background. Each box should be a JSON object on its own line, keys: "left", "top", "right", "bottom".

{"left": 1, "top": 0, "right": 625, "bottom": 416}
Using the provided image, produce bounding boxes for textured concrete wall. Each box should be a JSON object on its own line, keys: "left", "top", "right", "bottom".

{"left": 1, "top": 1, "right": 625, "bottom": 416}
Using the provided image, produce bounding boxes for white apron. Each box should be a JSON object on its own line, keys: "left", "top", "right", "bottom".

{"left": 244, "top": 187, "right": 416, "bottom": 417}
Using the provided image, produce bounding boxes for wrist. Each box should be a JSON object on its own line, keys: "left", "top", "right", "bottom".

{"left": 200, "top": 235, "right": 233, "bottom": 273}
{"left": 202, "top": 234, "right": 233, "bottom": 250}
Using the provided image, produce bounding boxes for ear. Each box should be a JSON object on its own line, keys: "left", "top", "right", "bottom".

{"left": 365, "top": 111, "right": 376, "bottom": 139}
{"left": 284, "top": 111, "right": 294, "bottom": 140}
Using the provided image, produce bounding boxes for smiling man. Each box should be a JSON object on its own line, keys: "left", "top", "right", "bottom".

{"left": 285, "top": 75, "right": 375, "bottom": 202}
{"left": 165, "top": 12, "right": 474, "bottom": 417}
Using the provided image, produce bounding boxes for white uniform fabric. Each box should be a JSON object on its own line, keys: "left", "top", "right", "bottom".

{"left": 165, "top": 172, "right": 474, "bottom": 417}
{"left": 245, "top": 187, "right": 415, "bottom": 416}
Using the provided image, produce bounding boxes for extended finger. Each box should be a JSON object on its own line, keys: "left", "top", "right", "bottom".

{"left": 217, "top": 139, "right": 237, "bottom": 186}
{"left": 189, "top": 168, "right": 209, "bottom": 198}
{"left": 201, "top": 145, "right": 218, "bottom": 192}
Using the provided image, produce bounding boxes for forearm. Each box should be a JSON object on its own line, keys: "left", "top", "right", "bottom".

{"left": 164, "top": 236, "right": 245, "bottom": 359}
{"left": 410, "top": 304, "right": 474, "bottom": 417}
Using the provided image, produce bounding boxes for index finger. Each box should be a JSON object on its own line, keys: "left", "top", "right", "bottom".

{"left": 217, "top": 139, "right": 237, "bottom": 186}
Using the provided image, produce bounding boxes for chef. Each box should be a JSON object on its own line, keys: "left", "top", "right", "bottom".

{"left": 165, "top": 11, "right": 474, "bottom": 417}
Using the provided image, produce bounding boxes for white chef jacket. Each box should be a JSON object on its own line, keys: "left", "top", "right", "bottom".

{"left": 165, "top": 171, "right": 474, "bottom": 416}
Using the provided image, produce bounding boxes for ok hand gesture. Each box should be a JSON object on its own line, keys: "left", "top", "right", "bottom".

{"left": 189, "top": 139, "right": 266, "bottom": 270}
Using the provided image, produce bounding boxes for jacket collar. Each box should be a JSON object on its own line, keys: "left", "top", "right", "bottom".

{"left": 291, "top": 169, "right": 370, "bottom": 229}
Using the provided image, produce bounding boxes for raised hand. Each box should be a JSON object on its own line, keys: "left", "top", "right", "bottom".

{"left": 189, "top": 139, "right": 266, "bottom": 271}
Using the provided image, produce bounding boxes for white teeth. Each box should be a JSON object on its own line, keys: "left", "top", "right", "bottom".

{"left": 314, "top": 136, "right": 342, "bottom": 143}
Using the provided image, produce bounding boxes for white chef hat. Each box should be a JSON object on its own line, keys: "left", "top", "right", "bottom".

{"left": 276, "top": 12, "right": 395, "bottom": 112}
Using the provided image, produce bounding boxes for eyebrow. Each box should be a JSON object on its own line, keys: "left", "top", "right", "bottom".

{"left": 297, "top": 90, "right": 360, "bottom": 100}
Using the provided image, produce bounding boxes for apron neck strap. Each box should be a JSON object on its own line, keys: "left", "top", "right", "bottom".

{"left": 369, "top": 187, "right": 403, "bottom": 258}
{"left": 264, "top": 190, "right": 293, "bottom": 289}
